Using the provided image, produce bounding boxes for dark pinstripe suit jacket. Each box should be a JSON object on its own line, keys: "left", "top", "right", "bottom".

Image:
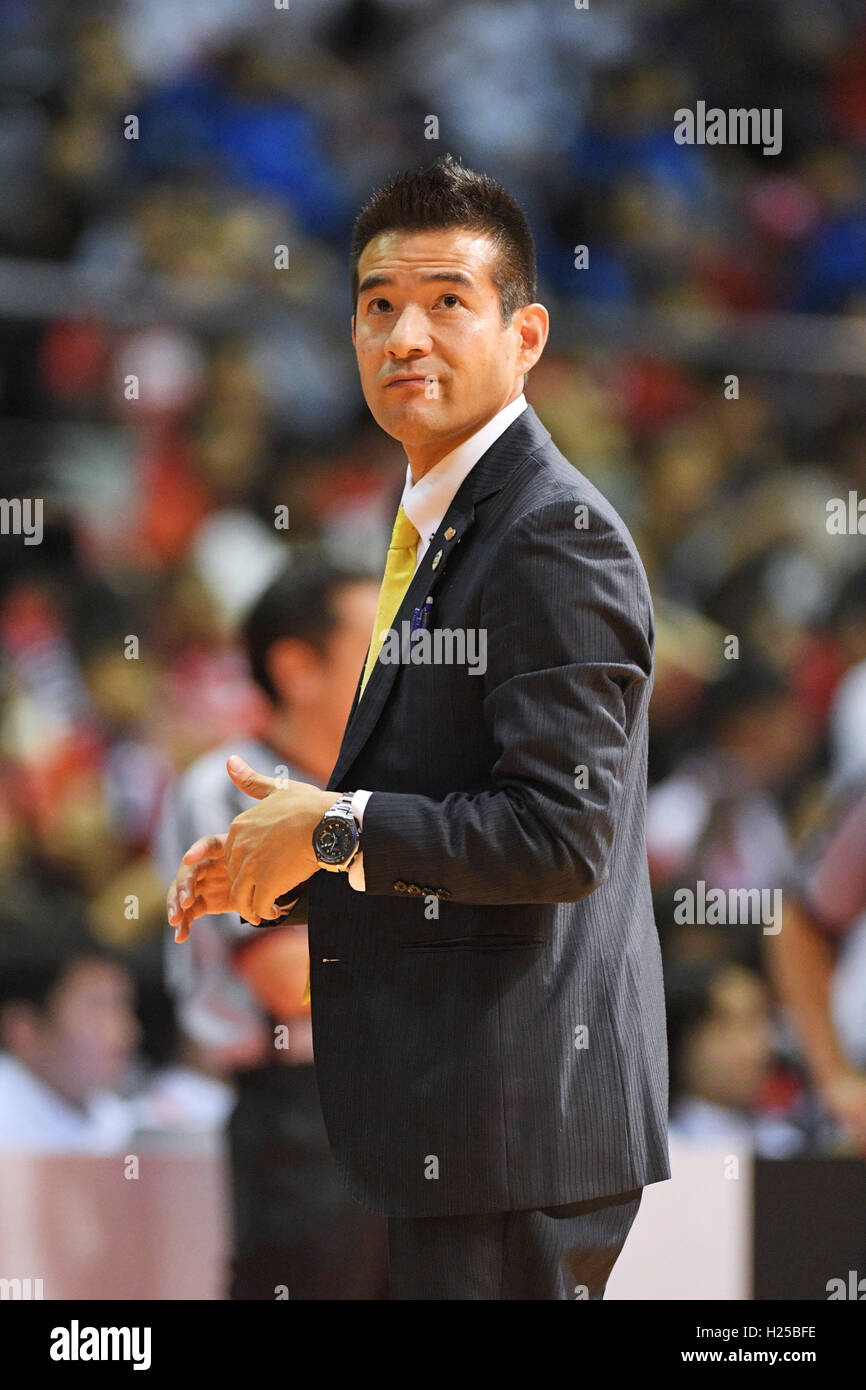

{"left": 295, "top": 403, "right": 670, "bottom": 1218}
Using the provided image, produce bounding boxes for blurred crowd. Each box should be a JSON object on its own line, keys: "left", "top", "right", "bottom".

{"left": 2, "top": 0, "right": 866, "bottom": 1190}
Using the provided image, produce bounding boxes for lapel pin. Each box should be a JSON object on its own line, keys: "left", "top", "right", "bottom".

{"left": 444, "top": 527, "right": 456, "bottom": 540}
{"left": 431, "top": 548, "right": 443, "bottom": 570}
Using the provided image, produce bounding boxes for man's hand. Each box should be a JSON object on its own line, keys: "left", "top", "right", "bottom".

{"left": 166, "top": 833, "right": 234, "bottom": 942}
{"left": 223, "top": 755, "right": 335, "bottom": 924}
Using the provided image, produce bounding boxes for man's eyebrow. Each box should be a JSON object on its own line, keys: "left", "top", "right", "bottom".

{"left": 357, "top": 270, "right": 476, "bottom": 297}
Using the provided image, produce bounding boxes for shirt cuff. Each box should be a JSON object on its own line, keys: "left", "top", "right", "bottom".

{"left": 347, "top": 790, "right": 372, "bottom": 891}
{"left": 239, "top": 897, "right": 298, "bottom": 928}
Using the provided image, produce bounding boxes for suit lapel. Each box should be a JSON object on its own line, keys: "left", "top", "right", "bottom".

{"left": 327, "top": 404, "right": 551, "bottom": 792}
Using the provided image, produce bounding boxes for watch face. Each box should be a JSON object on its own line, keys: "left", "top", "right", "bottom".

{"left": 315, "top": 815, "right": 357, "bottom": 866}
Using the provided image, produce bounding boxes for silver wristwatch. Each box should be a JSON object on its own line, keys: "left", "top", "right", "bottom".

{"left": 311, "top": 792, "right": 361, "bottom": 872}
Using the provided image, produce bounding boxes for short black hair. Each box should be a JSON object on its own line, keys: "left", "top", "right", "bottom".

{"left": 0, "top": 910, "right": 124, "bottom": 1018}
{"left": 698, "top": 657, "right": 790, "bottom": 741}
{"left": 241, "top": 550, "right": 376, "bottom": 705}
{"left": 350, "top": 152, "right": 537, "bottom": 325}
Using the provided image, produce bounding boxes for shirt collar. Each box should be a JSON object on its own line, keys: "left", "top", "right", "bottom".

{"left": 399, "top": 394, "right": 527, "bottom": 547}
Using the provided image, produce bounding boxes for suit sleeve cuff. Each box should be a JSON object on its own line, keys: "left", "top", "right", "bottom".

{"left": 347, "top": 789, "right": 372, "bottom": 891}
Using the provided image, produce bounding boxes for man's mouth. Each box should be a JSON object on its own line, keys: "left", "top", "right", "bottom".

{"left": 384, "top": 375, "right": 429, "bottom": 387}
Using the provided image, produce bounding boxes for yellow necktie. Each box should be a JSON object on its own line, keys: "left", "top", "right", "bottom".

{"left": 359, "top": 503, "right": 420, "bottom": 697}
{"left": 302, "top": 503, "right": 419, "bottom": 1006}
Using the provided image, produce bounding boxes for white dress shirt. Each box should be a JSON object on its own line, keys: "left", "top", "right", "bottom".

{"left": 347, "top": 393, "right": 528, "bottom": 891}
{"left": 0, "top": 1052, "right": 135, "bottom": 1154}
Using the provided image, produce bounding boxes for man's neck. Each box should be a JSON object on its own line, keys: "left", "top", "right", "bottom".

{"left": 404, "top": 427, "right": 482, "bottom": 483}
{"left": 15, "top": 1055, "right": 89, "bottom": 1114}
{"left": 403, "top": 387, "right": 523, "bottom": 482}
{"left": 262, "top": 711, "right": 335, "bottom": 788}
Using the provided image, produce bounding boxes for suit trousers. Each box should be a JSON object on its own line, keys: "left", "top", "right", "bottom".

{"left": 387, "top": 1187, "right": 643, "bottom": 1300}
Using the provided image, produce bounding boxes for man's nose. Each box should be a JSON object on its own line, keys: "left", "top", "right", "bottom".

{"left": 384, "top": 305, "right": 432, "bottom": 358}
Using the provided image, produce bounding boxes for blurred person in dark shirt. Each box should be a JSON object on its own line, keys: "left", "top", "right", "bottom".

{"left": 768, "top": 777, "right": 866, "bottom": 1155}
{"left": 826, "top": 567, "right": 866, "bottom": 785}
{"left": 648, "top": 657, "right": 815, "bottom": 970}
{"left": 154, "top": 551, "right": 388, "bottom": 1299}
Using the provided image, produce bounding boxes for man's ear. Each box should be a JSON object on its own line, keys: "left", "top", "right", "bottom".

{"left": 266, "top": 636, "right": 323, "bottom": 708}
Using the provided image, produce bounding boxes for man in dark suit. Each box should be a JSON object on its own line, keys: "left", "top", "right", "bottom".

{"left": 167, "top": 153, "right": 670, "bottom": 1299}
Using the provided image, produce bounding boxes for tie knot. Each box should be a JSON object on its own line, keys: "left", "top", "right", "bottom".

{"left": 390, "top": 503, "right": 420, "bottom": 551}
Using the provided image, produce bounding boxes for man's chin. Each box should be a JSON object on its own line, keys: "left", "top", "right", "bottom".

{"left": 371, "top": 398, "right": 447, "bottom": 442}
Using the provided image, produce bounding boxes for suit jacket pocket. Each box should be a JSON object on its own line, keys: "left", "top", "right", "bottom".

{"left": 399, "top": 935, "right": 546, "bottom": 953}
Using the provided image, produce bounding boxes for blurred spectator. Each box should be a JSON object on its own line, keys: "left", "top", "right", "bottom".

{"left": 769, "top": 775, "right": 866, "bottom": 1155}
{"left": 154, "top": 552, "right": 389, "bottom": 1299}
{"left": 0, "top": 912, "right": 138, "bottom": 1153}
{"left": 826, "top": 568, "right": 866, "bottom": 784}
{"left": 648, "top": 658, "right": 815, "bottom": 968}
{"left": 665, "top": 958, "right": 806, "bottom": 1157}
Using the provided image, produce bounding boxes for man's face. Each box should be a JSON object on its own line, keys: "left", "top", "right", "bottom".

{"left": 351, "top": 227, "right": 537, "bottom": 455}
{"left": 30, "top": 959, "right": 139, "bottom": 1103}
{"left": 319, "top": 579, "right": 381, "bottom": 736}
{"left": 684, "top": 966, "right": 772, "bottom": 1110}
{"left": 266, "top": 579, "right": 380, "bottom": 760}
